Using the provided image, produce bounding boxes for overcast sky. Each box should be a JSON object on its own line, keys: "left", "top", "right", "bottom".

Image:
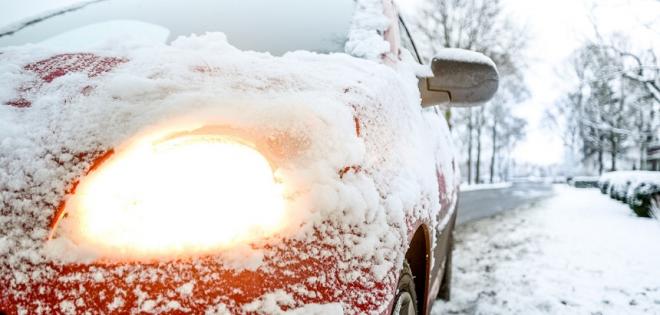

{"left": 2, "top": 0, "right": 659, "bottom": 166}
{"left": 503, "top": 0, "right": 659, "bottom": 165}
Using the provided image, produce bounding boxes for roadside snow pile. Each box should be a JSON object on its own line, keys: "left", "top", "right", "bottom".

{"left": 598, "top": 171, "right": 660, "bottom": 218}
{"left": 0, "top": 1, "right": 458, "bottom": 313}
{"left": 433, "top": 186, "right": 660, "bottom": 314}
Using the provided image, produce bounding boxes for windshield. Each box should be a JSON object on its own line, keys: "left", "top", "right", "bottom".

{"left": 0, "top": 0, "right": 356, "bottom": 55}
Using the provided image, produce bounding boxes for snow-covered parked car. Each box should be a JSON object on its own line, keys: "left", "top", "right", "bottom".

{"left": 568, "top": 176, "right": 599, "bottom": 188}
{"left": 598, "top": 171, "right": 660, "bottom": 218}
{"left": 0, "top": 0, "right": 499, "bottom": 314}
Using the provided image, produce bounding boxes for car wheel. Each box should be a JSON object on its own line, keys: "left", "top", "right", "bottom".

{"left": 392, "top": 261, "right": 418, "bottom": 315}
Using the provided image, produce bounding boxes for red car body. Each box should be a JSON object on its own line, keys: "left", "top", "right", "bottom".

{"left": 0, "top": 1, "right": 461, "bottom": 314}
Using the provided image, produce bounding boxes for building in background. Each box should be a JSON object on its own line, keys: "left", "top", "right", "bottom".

{"left": 648, "top": 142, "right": 660, "bottom": 171}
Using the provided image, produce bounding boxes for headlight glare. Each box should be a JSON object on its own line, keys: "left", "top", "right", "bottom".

{"left": 57, "top": 134, "right": 286, "bottom": 260}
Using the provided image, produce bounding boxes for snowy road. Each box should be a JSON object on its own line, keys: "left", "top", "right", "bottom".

{"left": 433, "top": 185, "right": 660, "bottom": 315}
{"left": 457, "top": 181, "right": 555, "bottom": 225}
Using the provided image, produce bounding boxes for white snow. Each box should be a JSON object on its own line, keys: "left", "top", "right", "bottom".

{"left": 433, "top": 185, "right": 660, "bottom": 314}
{"left": 59, "top": 300, "right": 76, "bottom": 315}
{"left": 107, "top": 296, "right": 125, "bottom": 311}
{"left": 600, "top": 171, "right": 660, "bottom": 183}
{"left": 217, "top": 290, "right": 343, "bottom": 315}
{"left": 242, "top": 290, "right": 296, "bottom": 314}
{"left": 600, "top": 171, "right": 660, "bottom": 189}
{"left": 0, "top": 236, "right": 10, "bottom": 256}
{"left": 432, "top": 48, "right": 497, "bottom": 68}
{"left": 205, "top": 303, "right": 231, "bottom": 315}
{"left": 345, "top": 0, "right": 392, "bottom": 60}
{"left": 284, "top": 303, "right": 344, "bottom": 315}
{"left": 176, "top": 282, "right": 195, "bottom": 297}
{"left": 0, "top": 1, "right": 457, "bottom": 312}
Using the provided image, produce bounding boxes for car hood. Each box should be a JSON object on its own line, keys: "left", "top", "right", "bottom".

{"left": 0, "top": 33, "right": 456, "bottom": 314}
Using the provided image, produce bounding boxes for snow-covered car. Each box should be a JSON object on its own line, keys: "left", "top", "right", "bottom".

{"left": 599, "top": 171, "right": 660, "bottom": 218}
{"left": 568, "top": 176, "right": 599, "bottom": 188}
{"left": 0, "top": 0, "right": 498, "bottom": 314}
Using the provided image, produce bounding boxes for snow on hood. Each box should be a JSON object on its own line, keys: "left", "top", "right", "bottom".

{"left": 0, "top": 4, "right": 457, "bottom": 311}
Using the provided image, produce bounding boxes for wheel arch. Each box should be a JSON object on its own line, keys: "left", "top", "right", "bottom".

{"left": 404, "top": 224, "right": 430, "bottom": 314}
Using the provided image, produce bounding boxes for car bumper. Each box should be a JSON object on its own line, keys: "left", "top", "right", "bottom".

{"left": 1, "top": 233, "right": 398, "bottom": 315}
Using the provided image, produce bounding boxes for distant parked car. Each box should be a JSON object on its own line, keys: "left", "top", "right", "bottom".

{"left": 599, "top": 171, "right": 660, "bottom": 218}
{"left": 598, "top": 178, "right": 611, "bottom": 194}
{"left": 568, "top": 176, "right": 599, "bottom": 188}
{"left": 626, "top": 182, "right": 660, "bottom": 218}
{"left": 611, "top": 180, "right": 632, "bottom": 202}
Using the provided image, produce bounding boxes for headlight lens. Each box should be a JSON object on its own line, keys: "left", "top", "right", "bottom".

{"left": 59, "top": 134, "right": 285, "bottom": 260}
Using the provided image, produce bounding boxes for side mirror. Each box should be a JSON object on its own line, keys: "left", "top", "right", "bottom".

{"left": 420, "top": 48, "right": 499, "bottom": 107}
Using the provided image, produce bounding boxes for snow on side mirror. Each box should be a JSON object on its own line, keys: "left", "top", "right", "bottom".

{"left": 420, "top": 48, "right": 499, "bottom": 108}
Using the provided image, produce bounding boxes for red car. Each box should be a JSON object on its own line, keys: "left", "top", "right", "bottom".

{"left": 0, "top": 0, "right": 498, "bottom": 314}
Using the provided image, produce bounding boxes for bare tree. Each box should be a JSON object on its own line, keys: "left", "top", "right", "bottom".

{"left": 466, "top": 108, "right": 474, "bottom": 183}
{"left": 488, "top": 104, "right": 527, "bottom": 183}
{"left": 486, "top": 70, "right": 529, "bottom": 182}
{"left": 475, "top": 106, "right": 484, "bottom": 183}
{"left": 413, "top": 0, "right": 529, "bottom": 184}
{"left": 549, "top": 34, "right": 659, "bottom": 174}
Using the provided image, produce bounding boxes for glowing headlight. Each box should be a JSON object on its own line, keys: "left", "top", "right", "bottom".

{"left": 58, "top": 134, "right": 285, "bottom": 260}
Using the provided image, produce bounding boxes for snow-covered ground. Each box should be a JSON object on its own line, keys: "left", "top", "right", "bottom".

{"left": 433, "top": 185, "right": 660, "bottom": 315}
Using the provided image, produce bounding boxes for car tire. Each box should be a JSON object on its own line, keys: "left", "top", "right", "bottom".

{"left": 392, "top": 260, "right": 418, "bottom": 315}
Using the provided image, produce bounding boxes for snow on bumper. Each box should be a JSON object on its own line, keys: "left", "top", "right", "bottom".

{"left": 1, "top": 230, "right": 395, "bottom": 314}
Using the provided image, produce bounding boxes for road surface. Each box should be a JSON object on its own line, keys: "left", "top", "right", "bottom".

{"left": 433, "top": 186, "right": 660, "bottom": 314}
{"left": 456, "top": 181, "right": 555, "bottom": 225}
